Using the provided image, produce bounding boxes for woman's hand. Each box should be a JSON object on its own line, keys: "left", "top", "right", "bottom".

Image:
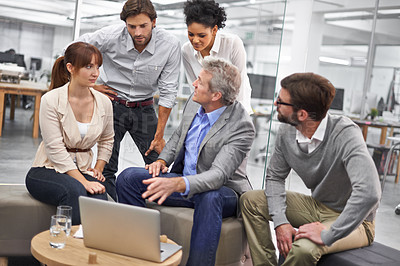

{"left": 84, "top": 181, "right": 106, "bottom": 194}
{"left": 66, "top": 168, "right": 105, "bottom": 194}
{"left": 88, "top": 167, "right": 105, "bottom": 182}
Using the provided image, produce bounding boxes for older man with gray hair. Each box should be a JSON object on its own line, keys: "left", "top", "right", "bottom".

{"left": 116, "top": 57, "right": 256, "bottom": 266}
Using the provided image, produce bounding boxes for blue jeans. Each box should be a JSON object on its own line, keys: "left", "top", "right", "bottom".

{"left": 25, "top": 167, "right": 108, "bottom": 225}
{"left": 103, "top": 101, "right": 159, "bottom": 201}
{"left": 116, "top": 167, "right": 238, "bottom": 266}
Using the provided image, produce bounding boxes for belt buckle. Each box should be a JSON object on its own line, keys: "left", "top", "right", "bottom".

{"left": 126, "top": 101, "right": 139, "bottom": 108}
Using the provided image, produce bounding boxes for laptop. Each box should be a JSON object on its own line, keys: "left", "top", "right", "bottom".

{"left": 79, "top": 196, "right": 182, "bottom": 262}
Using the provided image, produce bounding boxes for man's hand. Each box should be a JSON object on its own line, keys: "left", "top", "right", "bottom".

{"left": 294, "top": 222, "right": 326, "bottom": 245}
{"left": 145, "top": 137, "right": 166, "bottom": 156}
{"left": 93, "top": 84, "right": 117, "bottom": 100}
{"left": 275, "top": 223, "right": 297, "bottom": 258}
{"left": 145, "top": 106, "right": 171, "bottom": 156}
{"left": 145, "top": 160, "right": 168, "bottom": 178}
{"left": 142, "top": 177, "right": 186, "bottom": 205}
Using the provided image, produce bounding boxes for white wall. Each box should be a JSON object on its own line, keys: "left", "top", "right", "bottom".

{"left": 375, "top": 46, "right": 400, "bottom": 68}
{"left": 370, "top": 67, "right": 394, "bottom": 102}
{"left": 52, "top": 27, "right": 74, "bottom": 58}
{"left": 246, "top": 45, "right": 280, "bottom": 76}
{"left": 0, "top": 20, "right": 22, "bottom": 52}
{"left": 318, "top": 65, "right": 366, "bottom": 112}
{"left": 0, "top": 20, "right": 55, "bottom": 74}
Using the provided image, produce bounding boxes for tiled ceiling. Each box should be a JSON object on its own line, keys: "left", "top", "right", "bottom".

{"left": 0, "top": 0, "right": 399, "bottom": 44}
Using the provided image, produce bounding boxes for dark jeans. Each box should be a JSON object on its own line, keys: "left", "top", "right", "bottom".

{"left": 116, "top": 167, "right": 238, "bottom": 266}
{"left": 103, "top": 101, "right": 159, "bottom": 201}
{"left": 25, "top": 167, "right": 108, "bottom": 225}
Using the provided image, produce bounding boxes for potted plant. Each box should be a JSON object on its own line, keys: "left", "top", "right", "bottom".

{"left": 370, "top": 108, "right": 378, "bottom": 120}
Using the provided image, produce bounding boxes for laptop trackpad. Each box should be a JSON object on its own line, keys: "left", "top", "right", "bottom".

{"left": 160, "top": 242, "right": 182, "bottom": 262}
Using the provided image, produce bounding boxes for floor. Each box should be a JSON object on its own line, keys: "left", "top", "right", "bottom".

{"left": 1, "top": 106, "right": 399, "bottom": 265}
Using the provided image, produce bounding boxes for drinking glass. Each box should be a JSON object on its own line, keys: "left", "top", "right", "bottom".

{"left": 49, "top": 215, "right": 67, "bottom": 249}
{"left": 56, "top": 205, "right": 72, "bottom": 236}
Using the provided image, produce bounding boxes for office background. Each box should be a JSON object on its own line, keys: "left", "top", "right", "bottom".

{"left": 1, "top": 0, "right": 400, "bottom": 138}
{"left": 1, "top": 0, "right": 400, "bottom": 253}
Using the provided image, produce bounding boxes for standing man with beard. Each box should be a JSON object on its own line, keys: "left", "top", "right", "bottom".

{"left": 240, "top": 73, "right": 381, "bottom": 266}
{"left": 76, "top": 0, "right": 181, "bottom": 200}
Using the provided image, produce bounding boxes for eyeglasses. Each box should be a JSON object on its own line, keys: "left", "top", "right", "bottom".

{"left": 275, "top": 97, "right": 294, "bottom": 107}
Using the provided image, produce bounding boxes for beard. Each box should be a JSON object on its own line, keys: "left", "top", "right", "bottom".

{"left": 277, "top": 111, "right": 300, "bottom": 126}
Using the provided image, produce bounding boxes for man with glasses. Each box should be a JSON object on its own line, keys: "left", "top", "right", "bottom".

{"left": 240, "top": 72, "right": 381, "bottom": 265}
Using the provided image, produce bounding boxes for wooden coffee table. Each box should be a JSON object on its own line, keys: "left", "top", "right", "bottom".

{"left": 31, "top": 226, "right": 182, "bottom": 266}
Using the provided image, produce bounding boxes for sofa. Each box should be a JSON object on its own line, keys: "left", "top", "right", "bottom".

{"left": 0, "top": 184, "right": 55, "bottom": 259}
{"left": 147, "top": 202, "right": 252, "bottom": 266}
{"left": 0, "top": 184, "right": 252, "bottom": 266}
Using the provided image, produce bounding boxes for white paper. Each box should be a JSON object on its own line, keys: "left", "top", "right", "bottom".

{"left": 73, "top": 224, "right": 84, "bottom": 238}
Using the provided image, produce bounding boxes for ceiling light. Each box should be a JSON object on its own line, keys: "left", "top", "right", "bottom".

{"left": 319, "top": 56, "right": 350, "bottom": 66}
{"left": 152, "top": 0, "right": 184, "bottom": 4}
{"left": 278, "top": 16, "right": 294, "bottom": 22}
{"left": 378, "top": 9, "right": 400, "bottom": 15}
{"left": 351, "top": 57, "right": 367, "bottom": 66}
{"left": 324, "top": 11, "right": 371, "bottom": 19}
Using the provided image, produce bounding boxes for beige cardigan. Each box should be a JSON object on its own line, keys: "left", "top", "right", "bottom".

{"left": 32, "top": 83, "right": 114, "bottom": 175}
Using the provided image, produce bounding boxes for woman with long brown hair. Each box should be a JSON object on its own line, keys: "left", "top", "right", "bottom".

{"left": 25, "top": 42, "right": 114, "bottom": 224}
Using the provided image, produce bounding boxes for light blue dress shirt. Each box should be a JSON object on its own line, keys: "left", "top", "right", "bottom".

{"left": 77, "top": 23, "right": 181, "bottom": 108}
{"left": 181, "top": 106, "right": 227, "bottom": 195}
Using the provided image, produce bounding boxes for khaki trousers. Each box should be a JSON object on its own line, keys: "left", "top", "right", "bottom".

{"left": 240, "top": 190, "right": 375, "bottom": 266}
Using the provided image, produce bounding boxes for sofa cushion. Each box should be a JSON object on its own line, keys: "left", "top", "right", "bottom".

{"left": 147, "top": 202, "right": 252, "bottom": 266}
{"left": 0, "top": 184, "right": 114, "bottom": 257}
{"left": 0, "top": 185, "right": 56, "bottom": 256}
{"left": 318, "top": 242, "right": 400, "bottom": 266}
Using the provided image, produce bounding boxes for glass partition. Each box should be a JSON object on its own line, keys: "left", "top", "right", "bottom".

{"left": 229, "top": 0, "right": 286, "bottom": 189}
{"left": 4, "top": 0, "right": 400, "bottom": 189}
{"left": 371, "top": 46, "right": 400, "bottom": 118}
{"left": 265, "top": 0, "right": 396, "bottom": 190}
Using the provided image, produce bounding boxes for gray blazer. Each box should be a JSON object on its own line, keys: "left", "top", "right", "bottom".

{"left": 158, "top": 96, "right": 255, "bottom": 198}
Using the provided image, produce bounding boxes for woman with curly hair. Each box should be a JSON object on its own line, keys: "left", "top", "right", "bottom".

{"left": 182, "top": 0, "right": 253, "bottom": 114}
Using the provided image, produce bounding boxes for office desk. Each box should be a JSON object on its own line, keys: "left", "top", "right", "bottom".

{"left": 381, "top": 136, "right": 400, "bottom": 187}
{"left": 352, "top": 119, "right": 400, "bottom": 145}
{"left": 0, "top": 81, "right": 48, "bottom": 138}
{"left": 31, "top": 226, "right": 182, "bottom": 266}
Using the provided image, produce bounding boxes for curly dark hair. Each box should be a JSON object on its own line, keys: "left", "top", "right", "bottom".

{"left": 184, "top": 0, "right": 227, "bottom": 29}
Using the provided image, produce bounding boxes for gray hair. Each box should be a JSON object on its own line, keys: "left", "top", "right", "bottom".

{"left": 202, "top": 57, "right": 241, "bottom": 105}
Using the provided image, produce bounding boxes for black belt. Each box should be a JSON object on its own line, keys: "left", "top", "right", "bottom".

{"left": 66, "top": 148, "right": 91, "bottom": 153}
{"left": 110, "top": 95, "right": 154, "bottom": 108}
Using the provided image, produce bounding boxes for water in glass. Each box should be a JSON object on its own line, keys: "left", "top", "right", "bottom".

{"left": 49, "top": 215, "right": 67, "bottom": 249}
{"left": 57, "top": 205, "right": 72, "bottom": 236}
